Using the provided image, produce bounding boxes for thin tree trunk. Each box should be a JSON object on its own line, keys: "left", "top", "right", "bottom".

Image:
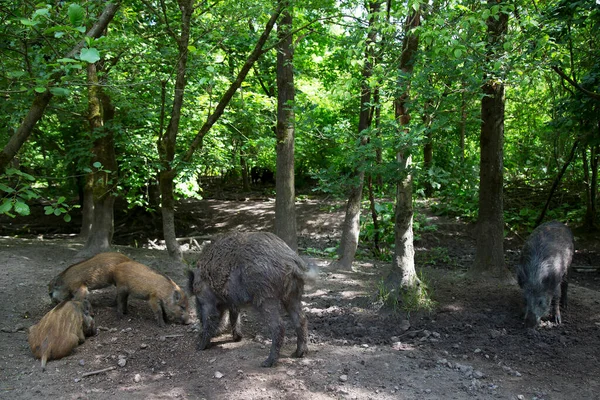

{"left": 367, "top": 174, "right": 380, "bottom": 256}
{"left": 535, "top": 139, "right": 578, "bottom": 227}
{"left": 473, "top": 0, "right": 510, "bottom": 280}
{"left": 182, "top": 4, "right": 284, "bottom": 163}
{"left": 386, "top": 7, "right": 421, "bottom": 289}
{"left": 275, "top": 4, "right": 297, "bottom": 251}
{"left": 241, "top": 154, "right": 250, "bottom": 192}
{"left": 0, "top": 3, "right": 121, "bottom": 172}
{"left": 336, "top": 0, "right": 380, "bottom": 269}
{"left": 459, "top": 87, "right": 467, "bottom": 161}
{"left": 157, "top": 0, "right": 193, "bottom": 261}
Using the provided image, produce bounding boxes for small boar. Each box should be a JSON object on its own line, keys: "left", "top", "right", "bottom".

{"left": 48, "top": 252, "right": 132, "bottom": 303}
{"left": 28, "top": 297, "right": 97, "bottom": 371}
{"left": 112, "top": 261, "right": 191, "bottom": 326}
{"left": 517, "top": 220, "right": 574, "bottom": 328}
{"left": 188, "top": 232, "right": 316, "bottom": 367}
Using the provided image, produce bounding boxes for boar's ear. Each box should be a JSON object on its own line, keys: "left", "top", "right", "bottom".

{"left": 73, "top": 286, "right": 89, "bottom": 301}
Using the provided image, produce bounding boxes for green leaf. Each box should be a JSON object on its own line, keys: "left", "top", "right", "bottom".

{"left": 503, "top": 42, "right": 511, "bottom": 51}
{"left": 34, "top": 8, "right": 50, "bottom": 18}
{"left": 55, "top": 31, "right": 65, "bottom": 38}
{"left": 44, "top": 206, "right": 54, "bottom": 215}
{"left": 57, "top": 196, "right": 66, "bottom": 204}
{"left": 34, "top": 87, "right": 47, "bottom": 93}
{"left": 50, "top": 87, "right": 71, "bottom": 96}
{"left": 64, "top": 214, "right": 72, "bottom": 223}
{"left": 92, "top": 161, "right": 102, "bottom": 169}
{"left": 8, "top": 71, "right": 26, "bottom": 78}
{"left": 20, "top": 18, "right": 36, "bottom": 26}
{"left": 68, "top": 4, "right": 85, "bottom": 27}
{"left": 14, "top": 201, "right": 30, "bottom": 216}
{"left": 54, "top": 208, "right": 62, "bottom": 216}
{"left": 0, "top": 200, "right": 13, "bottom": 214}
{"left": 57, "top": 58, "right": 79, "bottom": 63}
{"left": 454, "top": 48, "right": 462, "bottom": 58}
{"left": 80, "top": 48, "right": 100, "bottom": 63}
{"left": 0, "top": 183, "right": 15, "bottom": 194}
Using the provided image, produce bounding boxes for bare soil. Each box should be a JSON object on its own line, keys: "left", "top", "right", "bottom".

{"left": 1, "top": 197, "right": 600, "bottom": 400}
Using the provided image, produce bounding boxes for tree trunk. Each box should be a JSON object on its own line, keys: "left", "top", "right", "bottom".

{"left": 157, "top": 0, "right": 193, "bottom": 261}
{"left": 79, "top": 173, "right": 94, "bottom": 240}
{"left": 335, "top": 0, "right": 380, "bottom": 269}
{"left": 367, "top": 174, "right": 380, "bottom": 256}
{"left": 240, "top": 154, "right": 250, "bottom": 192}
{"left": 582, "top": 142, "right": 599, "bottom": 231}
{"left": 0, "top": 3, "right": 120, "bottom": 172}
{"left": 472, "top": 0, "right": 510, "bottom": 280}
{"left": 80, "top": 63, "right": 118, "bottom": 257}
{"left": 386, "top": 7, "right": 421, "bottom": 289}
{"left": 275, "top": 4, "right": 297, "bottom": 251}
{"left": 459, "top": 86, "right": 467, "bottom": 161}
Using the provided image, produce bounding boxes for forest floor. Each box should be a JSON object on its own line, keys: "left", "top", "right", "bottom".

{"left": 1, "top": 190, "right": 600, "bottom": 400}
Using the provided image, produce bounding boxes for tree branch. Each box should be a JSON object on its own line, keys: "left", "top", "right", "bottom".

{"left": 552, "top": 66, "right": 600, "bottom": 101}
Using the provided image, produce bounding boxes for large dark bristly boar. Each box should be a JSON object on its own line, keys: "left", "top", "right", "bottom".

{"left": 48, "top": 252, "right": 132, "bottom": 303}
{"left": 28, "top": 296, "right": 97, "bottom": 371}
{"left": 516, "top": 220, "right": 574, "bottom": 328}
{"left": 187, "top": 231, "right": 316, "bottom": 367}
{"left": 113, "top": 261, "right": 191, "bottom": 327}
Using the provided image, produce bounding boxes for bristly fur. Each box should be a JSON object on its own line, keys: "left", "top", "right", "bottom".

{"left": 28, "top": 299, "right": 96, "bottom": 371}
{"left": 189, "top": 231, "right": 313, "bottom": 367}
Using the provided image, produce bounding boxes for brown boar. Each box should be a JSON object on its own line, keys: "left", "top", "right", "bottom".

{"left": 188, "top": 232, "right": 317, "bottom": 367}
{"left": 28, "top": 298, "right": 97, "bottom": 371}
{"left": 48, "top": 252, "right": 132, "bottom": 303}
{"left": 112, "top": 261, "right": 191, "bottom": 326}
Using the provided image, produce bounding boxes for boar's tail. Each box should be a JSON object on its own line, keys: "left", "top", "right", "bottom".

{"left": 295, "top": 257, "right": 319, "bottom": 284}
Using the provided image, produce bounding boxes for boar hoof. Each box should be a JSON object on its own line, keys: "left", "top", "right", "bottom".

{"left": 197, "top": 337, "right": 211, "bottom": 351}
{"left": 291, "top": 349, "right": 306, "bottom": 358}
{"left": 261, "top": 357, "right": 277, "bottom": 368}
{"left": 232, "top": 332, "right": 243, "bottom": 342}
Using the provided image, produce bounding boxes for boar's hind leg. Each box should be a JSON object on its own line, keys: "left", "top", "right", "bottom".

{"left": 560, "top": 278, "right": 568, "bottom": 309}
{"left": 260, "top": 300, "right": 285, "bottom": 368}
{"left": 229, "top": 308, "right": 243, "bottom": 342}
{"left": 551, "top": 284, "right": 563, "bottom": 325}
{"left": 285, "top": 300, "right": 308, "bottom": 358}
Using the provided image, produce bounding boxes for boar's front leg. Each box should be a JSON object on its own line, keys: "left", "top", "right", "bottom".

{"left": 116, "top": 286, "right": 129, "bottom": 317}
{"left": 196, "top": 297, "right": 220, "bottom": 350}
{"left": 149, "top": 296, "right": 166, "bottom": 327}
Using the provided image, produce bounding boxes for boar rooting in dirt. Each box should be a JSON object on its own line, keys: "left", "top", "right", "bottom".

{"left": 188, "top": 232, "right": 317, "bottom": 367}
{"left": 48, "top": 252, "right": 132, "bottom": 303}
{"left": 113, "top": 261, "right": 191, "bottom": 327}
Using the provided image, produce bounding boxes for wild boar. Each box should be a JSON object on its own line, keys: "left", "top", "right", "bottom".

{"left": 48, "top": 252, "right": 132, "bottom": 303}
{"left": 28, "top": 297, "right": 96, "bottom": 371}
{"left": 188, "top": 232, "right": 316, "bottom": 367}
{"left": 112, "top": 261, "right": 191, "bottom": 326}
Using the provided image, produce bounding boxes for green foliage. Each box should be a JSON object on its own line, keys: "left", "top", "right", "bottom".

{"left": 376, "top": 272, "right": 437, "bottom": 315}
{"left": 43, "top": 196, "right": 79, "bottom": 223}
{"left": 0, "top": 169, "right": 38, "bottom": 217}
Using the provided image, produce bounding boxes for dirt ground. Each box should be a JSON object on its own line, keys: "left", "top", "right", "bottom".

{"left": 1, "top": 197, "right": 600, "bottom": 400}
